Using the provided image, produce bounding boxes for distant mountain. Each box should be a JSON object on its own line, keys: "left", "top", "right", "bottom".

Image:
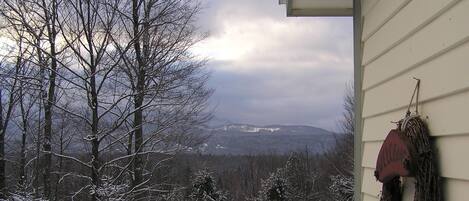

{"left": 195, "top": 124, "right": 337, "bottom": 155}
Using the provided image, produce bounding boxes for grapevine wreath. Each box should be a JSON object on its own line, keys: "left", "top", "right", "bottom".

{"left": 374, "top": 78, "right": 443, "bottom": 201}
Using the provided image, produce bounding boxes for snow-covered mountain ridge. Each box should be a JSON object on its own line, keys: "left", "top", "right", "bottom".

{"left": 209, "top": 124, "right": 280, "bottom": 133}
{"left": 197, "top": 123, "right": 336, "bottom": 155}
{"left": 202, "top": 123, "right": 333, "bottom": 135}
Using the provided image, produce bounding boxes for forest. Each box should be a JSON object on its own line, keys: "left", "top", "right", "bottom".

{"left": 161, "top": 137, "right": 354, "bottom": 201}
{"left": 0, "top": 0, "right": 353, "bottom": 200}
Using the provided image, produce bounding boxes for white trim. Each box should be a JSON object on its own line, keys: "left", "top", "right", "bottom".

{"left": 286, "top": 0, "right": 353, "bottom": 16}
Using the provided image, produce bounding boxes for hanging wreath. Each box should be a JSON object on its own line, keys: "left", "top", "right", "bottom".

{"left": 374, "top": 78, "right": 443, "bottom": 201}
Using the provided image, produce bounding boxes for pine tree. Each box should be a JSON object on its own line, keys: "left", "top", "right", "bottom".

{"left": 90, "top": 176, "right": 129, "bottom": 201}
{"left": 189, "top": 170, "right": 230, "bottom": 201}
{"left": 329, "top": 175, "right": 353, "bottom": 201}
{"left": 283, "top": 153, "right": 319, "bottom": 200}
{"left": 257, "top": 170, "right": 287, "bottom": 201}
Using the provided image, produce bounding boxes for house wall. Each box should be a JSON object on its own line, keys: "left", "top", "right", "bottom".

{"left": 359, "top": 0, "right": 469, "bottom": 200}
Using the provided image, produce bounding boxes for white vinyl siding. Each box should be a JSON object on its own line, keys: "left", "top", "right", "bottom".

{"left": 359, "top": 0, "right": 469, "bottom": 200}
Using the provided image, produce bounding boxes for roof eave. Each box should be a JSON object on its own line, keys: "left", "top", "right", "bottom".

{"left": 286, "top": 0, "right": 353, "bottom": 17}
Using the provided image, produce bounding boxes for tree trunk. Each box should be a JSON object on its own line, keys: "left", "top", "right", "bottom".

{"left": 35, "top": 102, "right": 42, "bottom": 197}
{"left": 131, "top": 0, "right": 144, "bottom": 191}
{"left": 133, "top": 92, "right": 144, "bottom": 188}
{"left": 42, "top": 0, "right": 58, "bottom": 197}
{"left": 54, "top": 118, "right": 65, "bottom": 201}
{"left": 42, "top": 51, "right": 56, "bottom": 200}
{"left": 91, "top": 94, "right": 99, "bottom": 201}
{"left": 132, "top": 1, "right": 151, "bottom": 192}
{"left": 19, "top": 87, "right": 28, "bottom": 186}
{"left": 89, "top": 34, "right": 100, "bottom": 201}
{"left": 0, "top": 129, "right": 5, "bottom": 199}
{"left": 0, "top": 55, "right": 22, "bottom": 198}
{"left": 34, "top": 37, "right": 45, "bottom": 197}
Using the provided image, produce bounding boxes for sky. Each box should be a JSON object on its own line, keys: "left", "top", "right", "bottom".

{"left": 193, "top": 0, "right": 353, "bottom": 131}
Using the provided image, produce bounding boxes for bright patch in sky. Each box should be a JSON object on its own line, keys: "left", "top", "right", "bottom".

{"left": 193, "top": 18, "right": 328, "bottom": 64}
{"left": 195, "top": 0, "right": 353, "bottom": 131}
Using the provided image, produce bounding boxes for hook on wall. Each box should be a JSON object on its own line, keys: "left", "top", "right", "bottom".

{"left": 406, "top": 77, "right": 421, "bottom": 117}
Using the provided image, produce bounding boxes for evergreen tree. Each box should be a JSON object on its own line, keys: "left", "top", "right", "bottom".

{"left": 189, "top": 170, "right": 230, "bottom": 201}
{"left": 257, "top": 170, "right": 287, "bottom": 201}
{"left": 162, "top": 189, "right": 186, "bottom": 201}
{"left": 329, "top": 175, "right": 354, "bottom": 201}
{"left": 283, "top": 153, "right": 320, "bottom": 200}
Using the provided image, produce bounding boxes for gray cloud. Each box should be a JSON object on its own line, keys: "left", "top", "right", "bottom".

{"left": 196, "top": 0, "right": 353, "bottom": 131}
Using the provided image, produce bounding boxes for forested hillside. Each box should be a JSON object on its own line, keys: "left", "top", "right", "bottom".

{"left": 196, "top": 124, "right": 336, "bottom": 155}
{"left": 160, "top": 142, "right": 353, "bottom": 201}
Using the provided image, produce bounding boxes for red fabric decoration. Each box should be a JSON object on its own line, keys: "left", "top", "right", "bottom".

{"left": 375, "top": 129, "right": 414, "bottom": 183}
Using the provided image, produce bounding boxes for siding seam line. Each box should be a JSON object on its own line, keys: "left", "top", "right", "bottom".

{"left": 362, "top": 0, "right": 411, "bottom": 41}
{"left": 362, "top": 0, "right": 462, "bottom": 66}
{"left": 441, "top": 177, "right": 469, "bottom": 183}
{"left": 362, "top": 35, "right": 469, "bottom": 93}
{"left": 362, "top": 191, "right": 379, "bottom": 199}
{"left": 362, "top": 163, "right": 469, "bottom": 182}
{"left": 362, "top": 0, "right": 381, "bottom": 17}
{"left": 363, "top": 132, "right": 469, "bottom": 142}
{"left": 361, "top": 166, "right": 380, "bottom": 198}
{"left": 362, "top": 166, "right": 375, "bottom": 170}
{"left": 363, "top": 81, "right": 469, "bottom": 119}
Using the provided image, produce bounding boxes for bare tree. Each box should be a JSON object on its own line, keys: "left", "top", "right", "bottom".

{"left": 328, "top": 83, "right": 354, "bottom": 201}
{"left": 0, "top": 0, "right": 212, "bottom": 199}
{"left": 112, "top": 0, "right": 212, "bottom": 198}
{"left": 0, "top": 23, "right": 36, "bottom": 197}
{"left": 340, "top": 83, "right": 354, "bottom": 137}
{"left": 15, "top": 40, "right": 37, "bottom": 190}
{"left": 0, "top": 0, "right": 67, "bottom": 198}
{"left": 53, "top": 0, "right": 131, "bottom": 199}
{"left": 338, "top": 83, "right": 354, "bottom": 173}
{"left": 0, "top": 53, "right": 18, "bottom": 199}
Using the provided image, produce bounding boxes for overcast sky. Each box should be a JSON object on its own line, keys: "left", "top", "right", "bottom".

{"left": 193, "top": 0, "right": 353, "bottom": 131}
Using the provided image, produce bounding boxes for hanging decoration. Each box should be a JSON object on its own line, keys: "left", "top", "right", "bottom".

{"left": 374, "top": 78, "right": 443, "bottom": 201}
